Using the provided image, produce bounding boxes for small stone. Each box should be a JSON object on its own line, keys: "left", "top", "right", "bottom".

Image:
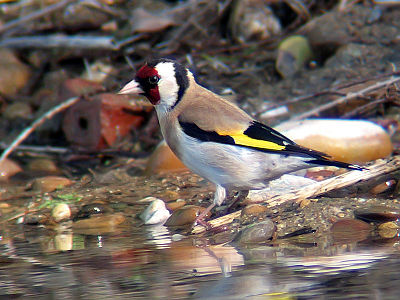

{"left": 330, "top": 218, "right": 371, "bottom": 244}
{"left": 276, "top": 35, "right": 313, "bottom": 78}
{"left": 140, "top": 199, "right": 171, "bottom": 225}
{"left": 52, "top": 203, "right": 71, "bottom": 223}
{"left": 299, "top": 199, "right": 311, "bottom": 209}
{"left": 378, "top": 222, "right": 400, "bottom": 239}
{"left": 240, "top": 204, "right": 269, "bottom": 225}
{"left": 370, "top": 180, "right": 397, "bottom": 195}
{"left": 145, "top": 140, "right": 188, "bottom": 175}
{"left": 31, "top": 176, "right": 73, "bottom": 192}
{"left": 27, "top": 158, "right": 59, "bottom": 173}
{"left": 166, "top": 199, "right": 186, "bottom": 211}
{"left": 3, "top": 102, "right": 32, "bottom": 120}
{"left": 229, "top": 0, "right": 281, "bottom": 43}
{"left": 0, "top": 158, "right": 22, "bottom": 181}
{"left": 0, "top": 49, "right": 31, "bottom": 97}
{"left": 131, "top": 7, "right": 176, "bottom": 33}
{"left": 233, "top": 219, "right": 276, "bottom": 244}
{"left": 72, "top": 213, "right": 125, "bottom": 229}
{"left": 165, "top": 205, "right": 210, "bottom": 226}
{"left": 354, "top": 206, "right": 400, "bottom": 223}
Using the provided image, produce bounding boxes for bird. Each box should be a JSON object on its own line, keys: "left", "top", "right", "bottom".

{"left": 118, "top": 58, "right": 363, "bottom": 224}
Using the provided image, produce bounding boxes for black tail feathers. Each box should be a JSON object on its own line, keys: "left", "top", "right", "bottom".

{"left": 307, "top": 158, "right": 366, "bottom": 171}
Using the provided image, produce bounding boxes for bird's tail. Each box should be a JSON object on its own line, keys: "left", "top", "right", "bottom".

{"left": 284, "top": 144, "right": 366, "bottom": 170}
{"left": 306, "top": 158, "right": 365, "bottom": 170}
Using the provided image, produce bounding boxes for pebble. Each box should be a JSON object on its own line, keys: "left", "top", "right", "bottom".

{"left": 27, "top": 158, "right": 59, "bottom": 173}
{"left": 370, "top": 179, "right": 397, "bottom": 195}
{"left": 31, "top": 176, "right": 73, "bottom": 192}
{"left": 3, "top": 102, "right": 32, "bottom": 120}
{"left": 0, "top": 49, "right": 31, "bottom": 97}
{"left": 233, "top": 219, "right": 276, "bottom": 244}
{"left": 166, "top": 199, "right": 186, "bottom": 211}
{"left": 0, "top": 158, "right": 22, "bottom": 181}
{"left": 229, "top": 0, "right": 281, "bottom": 43}
{"left": 276, "top": 35, "right": 313, "bottom": 78}
{"left": 354, "top": 206, "right": 400, "bottom": 223}
{"left": 72, "top": 213, "right": 125, "bottom": 229}
{"left": 165, "top": 205, "right": 210, "bottom": 226}
{"left": 131, "top": 7, "right": 176, "bottom": 33}
{"left": 140, "top": 198, "right": 171, "bottom": 225}
{"left": 145, "top": 140, "right": 188, "bottom": 175}
{"left": 52, "top": 203, "right": 71, "bottom": 223}
{"left": 378, "top": 222, "right": 400, "bottom": 239}
{"left": 330, "top": 218, "right": 371, "bottom": 243}
{"left": 276, "top": 119, "right": 392, "bottom": 164}
{"left": 240, "top": 204, "right": 269, "bottom": 225}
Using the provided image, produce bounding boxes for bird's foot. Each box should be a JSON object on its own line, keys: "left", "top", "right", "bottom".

{"left": 193, "top": 203, "right": 215, "bottom": 230}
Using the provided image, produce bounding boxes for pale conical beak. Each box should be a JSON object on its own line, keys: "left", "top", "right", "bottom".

{"left": 118, "top": 79, "right": 144, "bottom": 95}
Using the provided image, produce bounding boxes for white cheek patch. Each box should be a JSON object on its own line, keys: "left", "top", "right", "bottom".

{"left": 155, "top": 62, "right": 179, "bottom": 107}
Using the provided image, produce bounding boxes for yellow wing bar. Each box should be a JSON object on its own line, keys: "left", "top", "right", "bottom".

{"left": 229, "top": 134, "right": 286, "bottom": 151}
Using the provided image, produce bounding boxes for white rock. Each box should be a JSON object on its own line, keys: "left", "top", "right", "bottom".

{"left": 140, "top": 198, "right": 171, "bottom": 225}
{"left": 52, "top": 203, "right": 71, "bottom": 223}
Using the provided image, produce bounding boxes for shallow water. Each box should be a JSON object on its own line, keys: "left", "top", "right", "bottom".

{"left": 1, "top": 217, "right": 400, "bottom": 299}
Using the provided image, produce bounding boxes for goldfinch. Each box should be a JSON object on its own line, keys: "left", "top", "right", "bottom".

{"left": 119, "top": 58, "right": 362, "bottom": 220}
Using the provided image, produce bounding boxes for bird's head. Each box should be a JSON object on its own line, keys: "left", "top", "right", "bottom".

{"left": 119, "top": 58, "right": 189, "bottom": 109}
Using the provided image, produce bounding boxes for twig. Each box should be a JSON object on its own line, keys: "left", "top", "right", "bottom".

{"left": 192, "top": 156, "right": 400, "bottom": 234}
{"left": 0, "top": 143, "right": 69, "bottom": 154}
{"left": 0, "top": 34, "right": 119, "bottom": 50}
{"left": 291, "top": 75, "right": 400, "bottom": 121}
{"left": 0, "top": 0, "right": 76, "bottom": 35}
{"left": 0, "top": 97, "right": 79, "bottom": 165}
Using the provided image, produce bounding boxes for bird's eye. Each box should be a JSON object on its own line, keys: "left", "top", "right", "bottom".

{"left": 148, "top": 75, "right": 159, "bottom": 85}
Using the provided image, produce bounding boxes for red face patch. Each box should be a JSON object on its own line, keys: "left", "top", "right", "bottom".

{"left": 136, "top": 65, "right": 159, "bottom": 79}
{"left": 135, "top": 64, "right": 161, "bottom": 105}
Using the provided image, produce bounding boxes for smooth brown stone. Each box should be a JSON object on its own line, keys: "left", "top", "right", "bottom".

{"left": 0, "top": 158, "right": 22, "bottom": 181}
{"left": 166, "top": 199, "right": 186, "bottom": 211}
{"left": 330, "top": 218, "right": 371, "bottom": 243}
{"left": 31, "top": 176, "right": 73, "bottom": 192}
{"left": 354, "top": 206, "right": 400, "bottom": 223}
{"left": 370, "top": 180, "right": 397, "bottom": 195}
{"left": 27, "top": 158, "right": 59, "bottom": 173}
{"left": 165, "top": 205, "right": 209, "bottom": 226}
{"left": 72, "top": 213, "right": 125, "bottom": 229}
{"left": 0, "top": 49, "right": 31, "bottom": 97}
{"left": 145, "top": 141, "right": 188, "bottom": 175}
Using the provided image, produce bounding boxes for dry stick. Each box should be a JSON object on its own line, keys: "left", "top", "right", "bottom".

{"left": 291, "top": 75, "right": 400, "bottom": 121}
{"left": 0, "top": 96, "right": 79, "bottom": 165}
{"left": 0, "top": 0, "right": 76, "bottom": 34}
{"left": 0, "top": 35, "right": 118, "bottom": 50}
{"left": 192, "top": 156, "right": 400, "bottom": 234}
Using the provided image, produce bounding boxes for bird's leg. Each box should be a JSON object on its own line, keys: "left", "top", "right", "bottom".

{"left": 226, "top": 190, "right": 249, "bottom": 213}
{"left": 194, "top": 185, "right": 226, "bottom": 228}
